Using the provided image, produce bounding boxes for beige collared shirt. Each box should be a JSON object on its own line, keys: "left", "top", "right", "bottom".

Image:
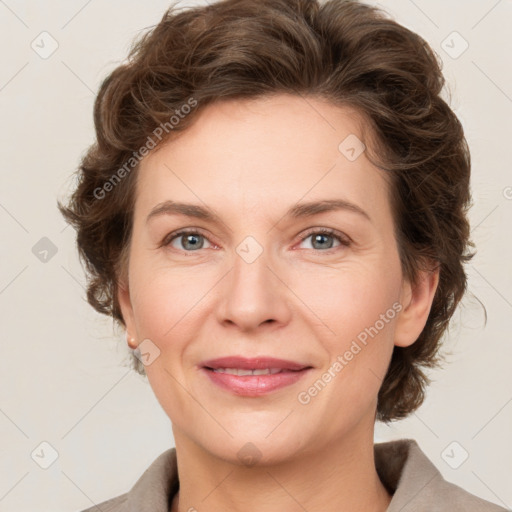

{"left": 80, "top": 438, "right": 509, "bottom": 511}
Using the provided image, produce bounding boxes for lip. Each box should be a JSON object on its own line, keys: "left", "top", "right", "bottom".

{"left": 200, "top": 356, "right": 312, "bottom": 396}
{"left": 201, "top": 356, "right": 309, "bottom": 371}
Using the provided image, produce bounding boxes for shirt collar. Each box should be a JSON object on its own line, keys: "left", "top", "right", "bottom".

{"left": 122, "top": 438, "right": 497, "bottom": 511}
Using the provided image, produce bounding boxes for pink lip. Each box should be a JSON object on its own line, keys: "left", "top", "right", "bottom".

{"left": 200, "top": 356, "right": 312, "bottom": 396}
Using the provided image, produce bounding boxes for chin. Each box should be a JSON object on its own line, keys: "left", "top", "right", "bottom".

{"left": 189, "top": 420, "right": 312, "bottom": 468}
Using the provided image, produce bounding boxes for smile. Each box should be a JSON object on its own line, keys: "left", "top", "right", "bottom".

{"left": 211, "top": 367, "right": 284, "bottom": 375}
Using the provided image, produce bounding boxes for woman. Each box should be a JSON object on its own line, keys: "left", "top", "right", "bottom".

{"left": 58, "top": 0, "right": 507, "bottom": 510}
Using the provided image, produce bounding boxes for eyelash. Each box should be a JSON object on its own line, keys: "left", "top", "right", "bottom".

{"left": 298, "top": 227, "right": 351, "bottom": 252}
{"left": 161, "top": 227, "right": 351, "bottom": 254}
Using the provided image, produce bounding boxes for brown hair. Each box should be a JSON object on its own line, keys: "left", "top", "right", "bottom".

{"left": 58, "top": 0, "right": 474, "bottom": 422}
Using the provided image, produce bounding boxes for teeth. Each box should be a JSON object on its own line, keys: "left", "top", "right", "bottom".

{"left": 212, "top": 367, "right": 283, "bottom": 376}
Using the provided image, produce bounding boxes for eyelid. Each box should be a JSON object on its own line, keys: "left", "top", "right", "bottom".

{"left": 295, "top": 227, "right": 351, "bottom": 252}
{"left": 297, "top": 227, "right": 351, "bottom": 245}
{"left": 160, "top": 227, "right": 216, "bottom": 249}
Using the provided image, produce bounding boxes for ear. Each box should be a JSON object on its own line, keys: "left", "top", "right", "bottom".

{"left": 117, "top": 277, "right": 138, "bottom": 344}
{"left": 394, "top": 265, "right": 440, "bottom": 348}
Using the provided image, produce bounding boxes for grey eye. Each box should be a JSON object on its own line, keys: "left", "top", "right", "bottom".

{"left": 167, "top": 231, "right": 212, "bottom": 251}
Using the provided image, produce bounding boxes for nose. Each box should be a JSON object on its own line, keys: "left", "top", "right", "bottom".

{"left": 216, "top": 242, "right": 292, "bottom": 332}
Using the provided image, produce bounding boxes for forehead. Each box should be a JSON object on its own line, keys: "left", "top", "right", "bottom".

{"left": 134, "top": 94, "right": 390, "bottom": 223}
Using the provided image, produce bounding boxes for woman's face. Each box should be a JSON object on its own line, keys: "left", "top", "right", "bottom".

{"left": 118, "top": 94, "right": 437, "bottom": 463}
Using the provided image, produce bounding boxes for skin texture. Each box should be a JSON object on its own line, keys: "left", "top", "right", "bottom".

{"left": 118, "top": 94, "right": 439, "bottom": 512}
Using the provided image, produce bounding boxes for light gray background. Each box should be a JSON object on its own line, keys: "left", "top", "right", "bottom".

{"left": 0, "top": 1, "right": 511, "bottom": 511}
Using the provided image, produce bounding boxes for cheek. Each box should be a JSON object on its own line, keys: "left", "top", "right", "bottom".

{"left": 129, "top": 268, "right": 200, "bottom": 409}
{"left": 291, "top": 259, "right": 402, "bottom": 338}
{"left": 291, "top": 259, "right": 401, "bottom": 398}
{"left": 294, "top": 270, "right": 399, "bottom": 426}
{"left": 130, "top": 259, "right": 205, "bottom": 340}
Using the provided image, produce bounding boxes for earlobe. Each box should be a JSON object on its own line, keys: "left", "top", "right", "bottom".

{"left": 394, "top": 266, "right": 440, "bottom": 348}
{"left": 117, "top": 278, "right": 137, "bottom": 344}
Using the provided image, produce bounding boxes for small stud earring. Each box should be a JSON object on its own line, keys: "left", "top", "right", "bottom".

{"left": 126, "top": 334, "right": 137, "bottom": 349}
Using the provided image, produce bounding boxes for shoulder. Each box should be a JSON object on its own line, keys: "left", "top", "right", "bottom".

{"left": 79, "top": 493, "right": 128, "bottom": 512}
{"left": 375, "top": 438, "right": 509, "bottom": 512}
{"left": 432, "top": 477, "right": 509, "bottom": 511}
{"left": 76, "top": 447, "right": 178, "bottom": 512}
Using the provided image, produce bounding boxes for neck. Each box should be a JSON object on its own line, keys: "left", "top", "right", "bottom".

{"left": 170, "top": 422, "right": 392, "bottom": 512}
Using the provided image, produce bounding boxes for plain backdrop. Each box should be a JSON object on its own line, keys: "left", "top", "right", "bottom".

{"left": 0, "top": 1, "right": 511, "bottom": 511}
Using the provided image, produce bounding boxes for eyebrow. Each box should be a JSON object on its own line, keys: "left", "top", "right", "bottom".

{"left": 146, "top": 199, "right": 372, "bottom": 225}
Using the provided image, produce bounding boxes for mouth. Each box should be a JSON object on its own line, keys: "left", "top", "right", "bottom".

{"left": 200, "top": 356, "right": 313, "bottom": 396}
{"left": 201, "top": 356, "right": 310, "bottom": 371}
{"left": 209, "top": 367, "right": 287, "bottom": 376}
